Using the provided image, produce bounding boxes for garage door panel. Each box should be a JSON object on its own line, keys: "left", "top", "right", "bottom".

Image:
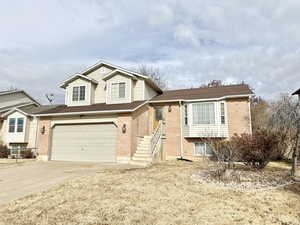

{"left": 51, "top": 123, "right": 117, "bottom": 162}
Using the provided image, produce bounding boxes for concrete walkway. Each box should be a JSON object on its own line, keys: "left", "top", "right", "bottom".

{"left": 0, "top": 161, "right": 132, "bottom": 205}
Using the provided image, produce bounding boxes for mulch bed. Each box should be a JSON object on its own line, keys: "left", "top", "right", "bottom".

{"left": 191, "top": 165, "right": 295, "bottom": 191}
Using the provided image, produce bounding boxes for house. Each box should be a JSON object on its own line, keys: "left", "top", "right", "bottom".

{"left": 0, "top": 90, "right": 55, "bottom": 151}
{"left": 292, "top": 88, "right": 300, "bottom": 100}
{"left": 34, "top": 61, "right": 253, "bottom": 164}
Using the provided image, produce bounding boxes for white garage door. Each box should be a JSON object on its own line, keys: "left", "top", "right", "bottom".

{"left": 51, "top": 123, "right": 117, "bottom": 162}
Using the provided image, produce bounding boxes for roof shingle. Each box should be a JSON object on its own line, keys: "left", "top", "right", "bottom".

{"left": 150, "top": 84, "right": 253, "bottom": 101}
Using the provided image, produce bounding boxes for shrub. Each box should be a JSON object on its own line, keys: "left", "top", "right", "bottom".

{"left": 20, "top": 150, "right": 35, "bottom": 159}
{"left": 231, "top": 130, "right": 280, "bottom": 170}
{"left": 0, "top": 145, "right": 9, "bottom": 158}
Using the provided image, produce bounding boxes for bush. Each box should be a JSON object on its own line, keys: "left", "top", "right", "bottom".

{"left": 231, "top": 130, "right": 280, "bottom": 170}
{"left": 0, "top": 145, "right": 9, "bottom": 158}
{"left": 20, "top": 150, "right": 35, "bottom": 159}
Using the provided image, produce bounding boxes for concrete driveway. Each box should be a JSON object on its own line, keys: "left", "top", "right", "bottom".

{"left": 0, "top": 161, "right": 132, "bottom": 205}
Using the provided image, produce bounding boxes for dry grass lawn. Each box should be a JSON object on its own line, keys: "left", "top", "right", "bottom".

{"left": 0, "top": 160, "right": 299, "bottom": 225}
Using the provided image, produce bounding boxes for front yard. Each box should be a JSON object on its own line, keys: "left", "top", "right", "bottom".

{"left": 0, "top": 160, "right": 299, "bottom": 225}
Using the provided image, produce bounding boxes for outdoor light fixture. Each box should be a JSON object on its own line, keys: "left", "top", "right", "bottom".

{"left": 168, "top": 105, "right": 172, "bottom": 112}
{"left": 122, "top": 124, "right": 126, "bottom": 133}
{"left": 40, "top": 126, "right": 45, "bottom": 134}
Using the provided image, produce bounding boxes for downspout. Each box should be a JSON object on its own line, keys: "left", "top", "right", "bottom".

{"left": 179, "top": 101, "right": 183, "bottom": 158}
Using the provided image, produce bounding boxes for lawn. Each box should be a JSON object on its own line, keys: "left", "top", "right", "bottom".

{"left": 0, "top": 160, "right": 299, "bottom": 225}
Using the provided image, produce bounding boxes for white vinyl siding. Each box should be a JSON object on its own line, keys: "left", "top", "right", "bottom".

{"left": 194, "top": 143, "right": 214, "bottom": 156}
{"left": 192, "top": 103, "right": 215, "bottom": 124}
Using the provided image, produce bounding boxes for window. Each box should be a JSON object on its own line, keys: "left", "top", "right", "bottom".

{"left": 111, "top": 82, "right": 126, "bottom": 100}
{"left": 184, "top": 105, "right": 188, "bottom": 125}
{"left": 17, "top": 118, "right": 24, "bottom": 132}
{"left": 220, "top": 102, "right": 225, "bottom": 124}
{"left": 194, "top": 143, "right": 214, "bottom": 156}
{"left": 72, "top": 86, "right": 85, "bottom": 101}
{"left": 9, "top": 118, "right": 15, "bottom": 133}
{"left": 192, "top": 103, "right": 215, "bottom": 124}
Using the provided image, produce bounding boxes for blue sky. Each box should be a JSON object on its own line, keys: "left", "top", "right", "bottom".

{"left": 1, "top": 0, "right": 300, "bottom": 104}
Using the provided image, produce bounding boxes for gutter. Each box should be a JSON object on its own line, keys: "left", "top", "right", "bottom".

{"left": 149, "top": 94, "right": 254, "bottom": 104}
{"left": 34, "top": 101, "right": 149, "bottom": 117}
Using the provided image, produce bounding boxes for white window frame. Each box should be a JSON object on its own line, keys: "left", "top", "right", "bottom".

{"left": 8, "top": 117, "right": 24, "bottom": 133}
{"left": 192, "top": 102, "right": 216, "bottom": 125}
{"left": 72, "top": 85, "right": 86, "bottom": 102}
{"left": 111, "top": 82, "right": 127, "bottom": 100}
{"left": 220, "top": 101, "right": 226, "bottom": 125}
{"left": 184, "top": 104, "right": 188, "bottom": 125}
{"left": 194, "top": 142, "right": 214, "bottom": 156}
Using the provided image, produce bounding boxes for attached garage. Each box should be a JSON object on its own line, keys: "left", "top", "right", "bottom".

{"left": 51, "top": 123, "right": 117, "bottom": 162}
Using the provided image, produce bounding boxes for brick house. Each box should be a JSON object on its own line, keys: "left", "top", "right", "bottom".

{"left": 16, "top": 61, "right": 253, "bottom": 165}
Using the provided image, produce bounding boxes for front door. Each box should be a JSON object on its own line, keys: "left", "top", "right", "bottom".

{"left": 153, "top": 107, "right": 163, "bottom": 130}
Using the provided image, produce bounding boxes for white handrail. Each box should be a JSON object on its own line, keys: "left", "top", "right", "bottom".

{"left": 151, "top": 120, "right": 163, "bottom": 154}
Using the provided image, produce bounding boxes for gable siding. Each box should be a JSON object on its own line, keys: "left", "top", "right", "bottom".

{"left": 106, "top": 73, "right": 132, "bottom": 104}
{"left": 65, "top": 78, "right": 92, "bottom": 106}
{"left": 144, "top": 83, "right": 158, "bottom": 100}
{"left": 86, "top": 65, "right": 113, "bottom": 104}
{"left": 133, "top": 79, "right": 144, "bottom": 101}
{"left": 0, "top": 92, "right": 33, "bottom": 110}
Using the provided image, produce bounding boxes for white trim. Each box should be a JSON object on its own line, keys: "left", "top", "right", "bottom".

{"left": 81, "top": 60, "right": 149, "bottom": 79}
{"left": 59, "top": 74, "right": 98, "bottom": 88}
{"left": 71, "top": 85, "right": 87, "bottom": 102}
{"left": 2, "top": 107, "right": 31, "bottom": 117}
{"left": 0, "top": 102, "right": 38, "bottom": 114}
{"left": 143, "top": 80, "right": 146, "bottom": 100}
{"left": 35, "top": 101, "right": 149, "bottom": 117}
{"left": 149, "top": 94, "right": 254, "bottom": 103}
{"left": 103, "top": 69, "right": 138, "bottom": 81}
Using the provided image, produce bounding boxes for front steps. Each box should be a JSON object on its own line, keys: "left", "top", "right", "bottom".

{"left": 130, "top": 136, "right": 152, "bottom": 167}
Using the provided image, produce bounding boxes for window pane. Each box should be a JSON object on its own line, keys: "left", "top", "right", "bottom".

{"left": 221, "top": 103, "right": 225, "bottom": 124}
{"left": 184, "top": 105, "right": 188, "bottom": 125}
{"left": 17, "top": 118, "right": 24, "bottom": 132}
{"left": 195, "top": 143, "right": 205, "bottom": 156}
{"left": 9, "top": 118, "right": 15, "bottom": 133}
{"left": 205, "top": 144, "right": 214, "bottom": 156}
{"left": 72, "top": 87, "right": 79, "bottom": 101}
{"left": 119, "top": 83, "right": 125, "bottom": 98}
{"left": 193, "top": 103, "right": 215, "bottom": 124}
{"left": 79, "top": 86, "right": 85, "bottom": 101}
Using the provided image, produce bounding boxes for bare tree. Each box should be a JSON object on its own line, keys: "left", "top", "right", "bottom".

{"left": 268, "top": 94, "right": 300, "bottom": 178}
{"left": 136, "top": 65, "right": 168, "bottom": 90}
{"left": 251, "top": 97, "right": 270, "bottom": 131}
{"left": 45, "top": 93, "right": 55, "bottom": 104}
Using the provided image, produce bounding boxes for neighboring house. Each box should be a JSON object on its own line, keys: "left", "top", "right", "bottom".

{"left": 34, "top": 61, "right": 253, "bottom": 164}
{"left": 0, "top": 90, "right": 55, "bottom": 151}
{"left": 293, "top": 88, "right": 300, "bottom": 100}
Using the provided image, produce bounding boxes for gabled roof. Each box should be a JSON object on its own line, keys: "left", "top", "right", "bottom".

{"left": 61, "top": 60, "right": 162, "bottom": 93}
{"left": 1, "top": 104, "right": 59, "bottom": 117}
{"left": 59, "top": 74, "right": 99, "bottom": 88}
{"left": 102, "top": 69, "right": 138, "bottom": 81}
{"left": 292, "top": 88, "right": 300, "bottom": 95}
{"left": 0, "top": 90, "right": 40, "bottom": 106}
{"left": 150, "top": 84, "right": 254, "bottom": 102}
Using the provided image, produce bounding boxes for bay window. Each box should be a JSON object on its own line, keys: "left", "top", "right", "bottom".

{"left": 192, "top": 103, "right": 215, "bottom": 124}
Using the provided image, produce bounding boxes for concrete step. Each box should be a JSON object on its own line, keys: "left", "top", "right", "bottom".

{"left": 130, "top": 160, "right": 151, "bottom": 167}
{"left": 137, "top": 147, "right": 150, "bottom": 151}
{"left": 135, "top": 149, "right": 151, "bottom": 154}
{"left": 132, "top": 156, "right": 152, "bottom": 162}
{"left": 134, "top": 152, "right": 152, "bottom": 157}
